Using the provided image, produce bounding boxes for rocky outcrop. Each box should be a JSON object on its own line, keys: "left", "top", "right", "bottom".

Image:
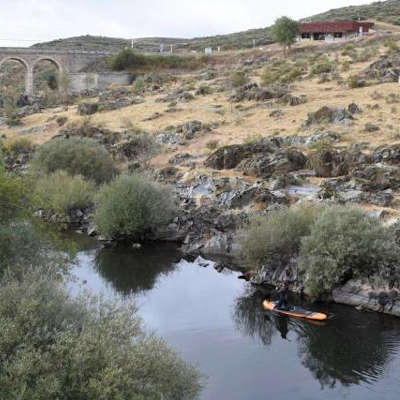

{"left": 304, "top": 106, "right": 355, "bottom": 127}
{"left": 363, "top": 54, "right": 400, "bottom": 83}
{"left": 238, "top": 149, "right": 307, "bottom": 178}
{"left": 78, "top": 102, "right": 98, "bottom": 115}
{"left": 230, "top": 83, "right": 288, "bottom": 102}
{"left": 333, "top": 280, "right": 400, "bottom": 317}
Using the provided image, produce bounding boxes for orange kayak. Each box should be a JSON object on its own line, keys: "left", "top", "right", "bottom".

{"left": 263, "top": 300, "right": 327, "bottom": 321}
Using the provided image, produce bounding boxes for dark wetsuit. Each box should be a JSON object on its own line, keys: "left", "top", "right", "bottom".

{"left": 276, "top": 286, "right": 289, "bottom": 310}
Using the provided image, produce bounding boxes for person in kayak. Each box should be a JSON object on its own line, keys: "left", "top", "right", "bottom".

{"left": 276, "top": 282, "right": 290, "bottom": 310}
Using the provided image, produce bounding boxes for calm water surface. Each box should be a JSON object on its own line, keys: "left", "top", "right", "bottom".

{"left": 70, "top": 240, "right": 400, "bottom": 400}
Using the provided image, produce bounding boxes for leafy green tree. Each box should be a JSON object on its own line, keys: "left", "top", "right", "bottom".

{"left": 272, "top": 16, "right": 300, "bottom": 55}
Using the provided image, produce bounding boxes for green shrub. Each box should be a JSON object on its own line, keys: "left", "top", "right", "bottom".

{"left": 0, "top": 147, "right": 4, "bottom": 172}
{"left": 94, "top": 174, "right": 176, "bottom": 239}
{"left": 240, "top": 205, "right": 323, "bottom": 268}
{"left": 0, "top": 223, "right": 43, "bottom": 274}
{"left": 347, "top": 74, "right": 367, "bottom": 88}
{"left": 32, "top": 137, "right": 116, "bottom": 184}
{"left": 384, "top": 39, "right": 399, "bottom": 54}
{"left": 56, "top": 115, "right": 68, "bottom": 126}
{"left": 6, "top": 137, "right": 34, "bottom": 155}
{"left": 0, "top": 171, "right": 27, "bottom": 222}
{"left": 341, "top": 44, "right": 357, "bottom": 58}
{"left": 110, "top": 49, "right": 208, "bottom": 71}
{"left": 133, "top": 76, "right": 145, "bottom": 92}
{"left": 231, "top": 71, "right": 249, "bottom": 87}
{"left": 311, "top": 62, "right": 335, "bottom": 75}
{"left": 262, "top": 62, "right": 303, "bottom": 85}
{"left": 0, "top": 269, "right": 202, "bottom": 399}
{"left": 299, "top": 206, "right": 400, "bottom": 297}
{"left": 206, "top": 139, "right": 219, "bottom": 150}
{"left": 34, "top": 171, "right": 95, "bottom": 216}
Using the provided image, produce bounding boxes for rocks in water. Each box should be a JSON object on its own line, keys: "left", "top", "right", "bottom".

{"left": 304, "top": 106, "right": 354, "bottom": 127}
{"left": 332, "top": 280, "right": 400, "bottom": 317}
{"left": 78, "top": 102, "right": 98, "bottom": 115}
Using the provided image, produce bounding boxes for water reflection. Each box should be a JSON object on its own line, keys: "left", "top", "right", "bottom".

{"left": 233, "top": 289, "right": 400, "bottom": 389}
{"left": 94, "top": 243, "right": 181, "bottom": 295}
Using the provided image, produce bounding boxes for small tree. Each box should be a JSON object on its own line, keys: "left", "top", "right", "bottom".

{"left": 272, "top": 16, "right": 300, "bottom": 55}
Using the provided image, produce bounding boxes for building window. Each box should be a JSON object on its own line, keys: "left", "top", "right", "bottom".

{"left": 334, "top": 32, "right": 343, "bottom": 38}
{"left": 301, "top": 33, "right": 311, "bottom": 39}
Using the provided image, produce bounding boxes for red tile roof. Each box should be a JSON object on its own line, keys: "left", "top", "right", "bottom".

{"left": 300, "top": 21, "right": 374, "bottom": 34}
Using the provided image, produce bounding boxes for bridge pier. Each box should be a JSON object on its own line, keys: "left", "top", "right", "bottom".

{"left": 25, "top": 67, "right": 34, "bottom": 97}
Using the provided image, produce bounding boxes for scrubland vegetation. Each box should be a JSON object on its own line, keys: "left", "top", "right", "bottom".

{"left": 110, "top": 48, "right": 209, "bottom": 71}
{"left": 94, "top": 174, "right": 176, "bottom": 239}
{"left": 0, "top": 143, "right": 202, "bottom": 400}
{"left": 32, "top": 137, "right": 116, "bottom": 184}
{"left": 240, "top": 205, "right": 400, "bottom": 298}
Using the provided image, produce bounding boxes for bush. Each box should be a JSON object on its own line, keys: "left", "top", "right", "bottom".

{"left": 262, "top": 62, "right": 303, "bottom": 85}
{"left": 94, "top": 174, "right": 176, "bottom": 239}
{"left": 0, "top": 269, "right": 202, "bottom": 399}
{"left": 231, "top": 71, "right": 249, "bottom": 87}
{"left": 240, "top": 205, "right": 323, "bottom": 268}
{"left": 110, "top": 49, "right": 208, "bottom": 71}
{"left": 0, "top": 223, "right": 43, "bottom": 274}
{"left": 6, "top": 137, "right": 34, "bottom": 155}
{"left": 34, "top": 171, "right": 95, "bottom": 216}
{"left": 347, "top": 74, "right": 367, "bottom": 88}
{"left": 0, "top": 171, "right": 27, "bottom": 222}
{"left": 311, "top": 62, "right": 335, "bottom": 75}
{"left": 384, "top": 39, "right": 399, "bottom": 54}
{"left": 206, "top": 139, "right": 219, "bottom": 150}
{"left": 299, "top": 206, "right": 400, "bottom": 297}
{"left": 32, "top": 137, "right": 116, "bottom": 184}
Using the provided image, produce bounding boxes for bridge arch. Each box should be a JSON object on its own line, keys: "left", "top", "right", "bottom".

{"left": 32, "top": 56, "right": 63, "bottom": 73}
{"left": 32, "top": 57, "right": 64, "bottom": 93}
{"left": 0, "top": 56, "right": 32, "bottom": 95}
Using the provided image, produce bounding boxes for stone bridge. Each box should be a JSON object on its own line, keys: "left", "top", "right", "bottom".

{"left": 0, "top": 47, "right": 117, "bottom": 96}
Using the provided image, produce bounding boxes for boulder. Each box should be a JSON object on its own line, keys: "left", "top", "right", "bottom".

{"left": 363, "top": 55, "right": 400, "bottom": 83}
{"left": 204, "top": 140, "right": 278, "bottom": 170}
{"left": 77, "top": 102, "right": 98, "bottom": 115}
{"left": 238, "top": 149, "right": 308, "bottom": 178}
{"left": 310, "top": 148, "right": 350, "bottom": 177}
{"left": 373, "top": 145, "right": 400, "bottom": 165}
{"left": 304, "top": 106, "right": 354, "bottom": 127}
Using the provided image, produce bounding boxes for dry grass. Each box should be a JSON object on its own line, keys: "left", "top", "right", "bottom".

{"left": 2, "top": 36, "right": 400, "bottom": 171}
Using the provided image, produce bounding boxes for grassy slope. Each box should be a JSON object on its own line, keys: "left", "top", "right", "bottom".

{"left": 31, "top": 29, "right": 272, "bottom": 54}
{"left": 303, "top": 0, "right": 400, "bottom": 24}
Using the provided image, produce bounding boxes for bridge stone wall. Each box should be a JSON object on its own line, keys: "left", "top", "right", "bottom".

{"left": 0, "top": 47, "right": 117, "bottom": 96}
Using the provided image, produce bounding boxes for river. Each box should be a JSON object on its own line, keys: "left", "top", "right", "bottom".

{"left": 70, "top": 239, "right": 400, "bottom": 400}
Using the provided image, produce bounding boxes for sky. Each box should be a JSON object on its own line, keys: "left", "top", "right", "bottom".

{"left": 0, "top": 0, "right": 375, "bottom": 47}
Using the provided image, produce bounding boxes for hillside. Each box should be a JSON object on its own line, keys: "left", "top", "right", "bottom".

{"left": 305, "top": 0, "right": 400, "bottom": 25}
{"left": 31, "top": 28, "right": 273, "bottom": 53}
